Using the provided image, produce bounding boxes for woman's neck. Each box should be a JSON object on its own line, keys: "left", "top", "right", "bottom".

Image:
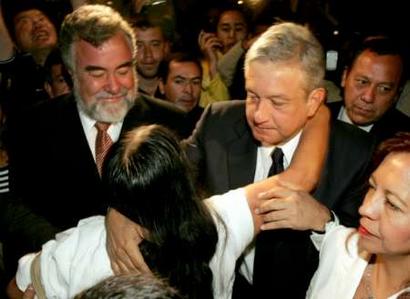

{"left": 372, "top": 254, "right": 410, "bottom": 298}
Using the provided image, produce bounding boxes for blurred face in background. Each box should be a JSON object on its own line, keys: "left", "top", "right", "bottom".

{"left": 13, "top": 9, "right": 57, "bottom": 54}
{"left": 134, "top": 26, "right": 170, "bottom": 79}
{"left": 44, "top": 63, "right": 71, "bottom": 99}
{"left": 216, "top": 10, "right": 248, "bottom": 54}
{"left": 159, "top": 60, "right": 202, "bottom": 112}
{"left": 342, "top": 50, "right": 403, "bottom": 126}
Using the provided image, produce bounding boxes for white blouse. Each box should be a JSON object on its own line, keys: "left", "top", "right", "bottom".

{"left": 16, "top": 188, "right": 254, "bottom": 299}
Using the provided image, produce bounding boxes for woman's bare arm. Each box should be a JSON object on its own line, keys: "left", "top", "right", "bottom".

{"left": 278, "top": 104, "right": 330, "bottom": 191}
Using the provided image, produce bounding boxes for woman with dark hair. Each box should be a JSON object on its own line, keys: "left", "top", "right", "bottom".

{"left": 9, "top": 124, "right": 264, "bottom": 299}
{"left": 102, "top": 124, "right": 218, "bottom": 299}
{"left": 9, "top": 113, "right": 330, "bottom": 299}
{"left": 306, "top": 132, "right": 410, "bottom": 298}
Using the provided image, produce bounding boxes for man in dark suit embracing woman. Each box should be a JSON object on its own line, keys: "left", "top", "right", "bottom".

{"left": 107, "top": 22, "right": 377, "bottom": 299}
{"left": 2, "top": 4, "right": 187, "bottom": 285}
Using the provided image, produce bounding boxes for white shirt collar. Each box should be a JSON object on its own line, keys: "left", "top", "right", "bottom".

{"left": 338, "top": 105, "right": 373, "bottom": 132}
{"left": 254, "top": 131, "right": 302, "bottom": 182}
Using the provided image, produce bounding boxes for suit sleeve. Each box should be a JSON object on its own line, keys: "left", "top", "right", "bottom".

{"left": 312, "top": 121, "right": 377, "bottom": 228}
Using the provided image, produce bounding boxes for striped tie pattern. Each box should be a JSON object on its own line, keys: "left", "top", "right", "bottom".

{"left": 95, "top": 122, "right": 113, "bottom": 176}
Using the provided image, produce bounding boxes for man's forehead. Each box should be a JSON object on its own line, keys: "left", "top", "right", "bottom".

{"left": 14, "top": 9, "right": 47, "bottom": 22}
{"left": 351, "top": 52, "right": 403, "bottom": 80}
{"left": 170, "top": 61, "right": 200, "bottom": 72}
{"left": 134, "top": 27, "right": 165, "bottom": 40}
{"left": 74, "top": 36, "right": 133, "bottom": 65}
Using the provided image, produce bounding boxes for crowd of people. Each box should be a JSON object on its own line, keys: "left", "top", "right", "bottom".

{"left": 0, "top": 0, "right": 409, "bottom": 298}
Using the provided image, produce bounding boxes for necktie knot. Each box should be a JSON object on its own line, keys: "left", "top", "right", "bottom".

{"left": 95, "top": 122, "right": 111, "bottom": 132}
{"left": 268, "top": 147, "right": 284, "bottom": 176}
{"left": 95, "top": 122, "right": 113, "bottom": 176}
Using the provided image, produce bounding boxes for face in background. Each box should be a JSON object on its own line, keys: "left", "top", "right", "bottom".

{"left": 159, "top": 61, "right": 201, "bottom": 112}
{"left": 13, "top": 9, "right": 57, "bottom": 54}
{"left": 245, "top": 60, "right": 323, "bottom": 146}
{"left": 358, "top": 152, "right": 410, "bottom": 256}
{"left": 71, "top": 32, "right": 137, "bottom": 123}
{"left": 216, "top": 10, "right": 248, "bottom": 54}
{"left": 342, "top": 50, "right": 403, "bottom": 126}
{"left": 44, "top": 64, "right": 71, "bottom": 99}
{"left": 134, "top": 27, "right": 170, "bottom": 79}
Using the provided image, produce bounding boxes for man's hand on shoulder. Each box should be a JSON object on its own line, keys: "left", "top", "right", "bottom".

{"left": 105, "top": 208, "right": 151, "bottom": 274}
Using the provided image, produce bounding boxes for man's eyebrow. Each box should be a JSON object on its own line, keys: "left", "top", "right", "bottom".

{"left": 85, "top": 65, "right": 105, "bottom": 72}
{"left": 173, "top": 75, "right": 187, "bottom": 80}
{"left": 84, "top": 61, "right": 134, "bottom": 72}
{"left": 117, "top": 61, "right": 134, "bottom": 69}
{"left": 173, "top": 75, "right": 201, "bottom": 80}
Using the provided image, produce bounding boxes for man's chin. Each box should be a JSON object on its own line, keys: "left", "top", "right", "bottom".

{"left": 350, "top": 113, "right": 375, "bottom": 126}
{"left": 137, "top": 69, "right": 157, "bottom": 79}
{"left": 95, "top": 109, "right": 127, "bottom": 123}
{"left": 252, "top": 132, "right": 282, "bottom": 147}
{"left": 94, "top": 100, "right": 134, "bottom": 123}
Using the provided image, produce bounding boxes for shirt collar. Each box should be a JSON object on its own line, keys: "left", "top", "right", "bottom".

{"left": 338, "top": 105, "right": 373, "bottom": 132}
{"left": 259, "top": 130, "right": 302, "bottom": 168}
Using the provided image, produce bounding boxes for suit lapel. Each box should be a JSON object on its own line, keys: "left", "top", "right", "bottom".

{"left": 227, "top": 118, "right": 258, "bottom": 189}
{"left": 58, "top": 97, "right": 100, "bottom": 177}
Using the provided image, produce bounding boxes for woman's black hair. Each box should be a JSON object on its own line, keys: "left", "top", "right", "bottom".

{"left": 102, "top": 124, "right": 217, "bottom": 299}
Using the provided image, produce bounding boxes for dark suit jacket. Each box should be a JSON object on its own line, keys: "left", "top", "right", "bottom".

{"left": 328, "top": 101, "right": 410, "bottom": 144}
{"left": 3, "top": 93, "right": 187, "bottom": 278}
{"left": 186, "top": 100, "right": 376, "bottom": 298}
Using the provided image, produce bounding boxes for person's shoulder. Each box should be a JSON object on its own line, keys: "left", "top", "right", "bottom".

{"left": 137, "top": 94, "right": 185, "bottom": 115}
{"left": 332, "top": 119, "right": 375, "bottom": 143}
{"left": 52, "top": 216, "right": 106, "bottom": 246}
{"left": 194, "top": 101, "right": 248, "bottom": 139}
{"left": 8, "top": 93, "right": 75, "bottom": 130}
{"left": 326, "top": 100, "right": 343, "bottom": 118}
{"left": 370, "top": 108, "right": 410, "bottom": 143}
{"left": 209, "top": 99, "right": 245, "bottom": 112}
{"left": 27, "top": 93, "right": 74, "bottom": 112}
{"left": 379, "top": 107, "right": 410, "bottom": 126}
{"left": 125, "top": 95, "right": 188, "bottom": 137}
{"left": 330, "top": 120, "right": 377, "bottom": 157}
{"left": 203, "top": 100, "right": 246, "bottom": 122}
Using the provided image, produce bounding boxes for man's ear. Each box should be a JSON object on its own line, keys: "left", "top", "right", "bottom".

{"left": 307, "top": 87, "right": 326, "bottom": 117}
{"left": 341, "top": 68, "right": 348, "bottom": 88}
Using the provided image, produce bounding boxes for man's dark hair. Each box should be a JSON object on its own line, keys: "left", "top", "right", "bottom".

{"left": 341, "top": 36, "right": 407, "bottom": 88}
{"left": 130, "top": 14, "right": 173, "bottom": 43}
{"left": 2, "top": 0, "right": 56, "bottom": 43}
{"left": 157, "top": 52, "right": 202, "bottom": 83}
